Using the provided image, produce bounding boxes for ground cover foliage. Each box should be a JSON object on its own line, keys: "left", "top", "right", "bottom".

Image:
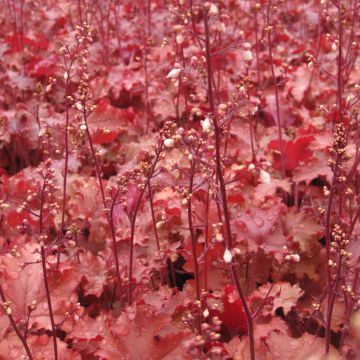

{"left": 0, "top": 0, "right": 360, "bottom": 359}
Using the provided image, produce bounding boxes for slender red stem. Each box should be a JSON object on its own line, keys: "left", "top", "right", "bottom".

{"left": 187, "top": 160, "right": 200, "bottom": 300}
{"left": 144, "top": 51, "right": 151, "bottom": 134}
{"left": 254, "top": 3, "right": 261, "bottom": 85}
{"left": 59, "top": 77, "right": 70, "bottom": 240}
{"left": 266, "top": 0, "right": 285, "bottom": 177}
{"left": 83, "top": 108, "right": 123, "bottom": 305}
{"left": 203, "top": 10, "right": 255, "bottom": 360}
{"left": 336, "top": 1, "right": 343, "bottom": 120}
{"left": 187, "top": 159, "right": 201, "bottom": 334}
{"left": 203, "top": 189, "right": 210, "bottom": 291}
{"left": 230, "top": 265, "right": 255, "bottom": 359}
{"left": 128, "top": 146, "right": 162, "bottom": 304}
{"left": 308, "top": 2, "right": 323, "bottom": 90}
{"left": 325, "top": 0, "right": 344, "bottom": 352}
{"left": 204, "top": 13, "right": 232, "bottom": 249}
{"left": 148, "top": 181, "right": 161, "bottom": 252}
{"left": 40, "top": 246, "right": 58, "bottom": 360}
{"left": 77, "top": 0, "right": 83, "bottom": 23}
{"left": 0, "top": 284, "right": 33, "bottom": 360}
{"left": 39, "top": 181, "right": 58, "bottom": 360}
{"left": 147, "top": 181, "right": 167, "bottom": 285}
{"left": 144, "top": 0, "right": 152, "bottom": 133}
{"left": 58, "top": 47, "right": 80, "bottom": 267}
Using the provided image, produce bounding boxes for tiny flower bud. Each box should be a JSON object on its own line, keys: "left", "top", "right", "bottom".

{"left": 164, "top": 138, "right": 175, "bottom": 148}
{"left": 290, "top": 254, "right": 300, "bottom": 262}
{"left": 243, "top": 50, "right": 253, "bottom": 62}
{"left": 201, "top": 117, "right": 212, "bottom": 132}
{"left": 156, "top": 220, "right": 165, "bottom": 229}
{"left": 166, "top": 68, "right": 182, "bottom": 79}
{"left": 176, "top": 33, "right": 184, "bottom": 44}
{"left": 203, "top": 308, "right": 210, "bottom": 318}
{"left": 223, "top": 248, "right": 233, "bottom": 264}
{"left": 190, "top": 56, "right": 198, "bottom": 66}
{"left": 217, "top": 22, "right": 226, "bottom": 32}
{"left": 209, "top": 3, "right": 219, "bottom": 15}
{"left": 260, "top": 169, "right": 271, "bottom": 184}
{"left": 75, "top": 102, "right": 83, "bottom": 111}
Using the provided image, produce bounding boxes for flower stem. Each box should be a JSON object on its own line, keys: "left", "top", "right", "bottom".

{"left": 266, "top": 0, "right": 285, "bottom": 177}
{"left": 0, "top": 284, "right": 33, "bottom": 360}
{"left": 203, "top": 10, "right": 255, "bottom": 360}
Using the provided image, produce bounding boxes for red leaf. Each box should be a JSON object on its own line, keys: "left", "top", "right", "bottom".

{"left": 26, "top": 55, "right": 58, "bottom": 79}
{"left": 87, "top": 98, "right": 134, "bottom": 144}
{"left": 233, "top": 198, "right": 287, "bottom": 256}
{"left": 0, "top": 333, "right": 81, "bottom": 360}
{"left": 208, "top": 285, "right": 247, "bottom": 334}
{"left": 220, "top": 285, "right": 248, "bottom": 334}
{"left": 268, "top": 136, "right": 315, "bottom": 172}
{"left": 69, "top": 304, "right": 191, "bottom": 360}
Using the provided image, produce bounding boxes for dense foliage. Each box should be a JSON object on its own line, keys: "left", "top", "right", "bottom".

{"left": 0, "top": 0, "right": 360, "bottom": 359}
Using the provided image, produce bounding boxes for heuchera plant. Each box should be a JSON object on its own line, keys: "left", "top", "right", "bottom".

{"left": 1, "top": 0, "right": 360, "bottom": 359}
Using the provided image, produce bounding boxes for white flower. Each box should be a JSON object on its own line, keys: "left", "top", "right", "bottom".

{"left": 45, "top": 84, "right": 52, "bottom": 93}
{"left": 176, "top": 33, "right": 184, "bottom": 44}
{"left": 223, "top": 248, "right": 233, "bottom": 264}
{"left": 250, "top": 106, "right": 258, "bottom": 115}
{"left": 79, "top": 124, "right": 87, "bottom": 131}
{"left": 156, "top": 221, "right": 165, "bottom": 230}
{"left": 38, "top": 128, "right": 46, "bottom": 137}
{"left": 0, "top": 202, "right": 9, "bottom": 209}
{"left": 75, "top": 102, "right": 83, "bottom": 111}
{"left": 190, "top": 56, "right": 198, "bottom": 66}
{"left": 201, "top": 117, "right": 212, "bottom": 132}
{"left": 215, "top": 232, "right": 223, "bottom": 242}
{"left": 217, "top": 22, "right": 226, "bottom": 32}
{"left": 347, "top": 95, "right": 354, "bottom": 103}
{"left": 166, "top": 68, "right": 182, "bottom": 79}
{"left": 243, "top": 50, "right": 253, "bottom": 62}
{"left": 209, "top": 3, "right": 219, "bottom": 15}
{"left": 260, "top": 169, "right": 271, "bottom": 184}
{"left": 164, "top": 138, "right": 175, "bottom": 148}
{"left": 290, "top": 254, "right": 300, "bottom": 262}
{"left": 203, "top": 308, "right": 209, "bottom": 318}
{"left": 331, "top": 43, "right": 338, "bottom": 51}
